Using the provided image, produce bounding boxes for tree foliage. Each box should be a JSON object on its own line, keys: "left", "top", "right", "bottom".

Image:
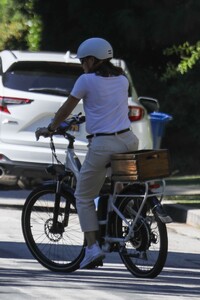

{"left": 0, "top": 0, "right": 42, "bottom": 50}
{"left": 162, "top": 41, "right": 200, "bottom": 80}
{"left": 0, "top": 0, "right": 28, "bottom": 50}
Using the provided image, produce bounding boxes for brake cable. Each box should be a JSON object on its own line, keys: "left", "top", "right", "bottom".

{"left": 50, "top": 135, "right": 64, "bottom": 166}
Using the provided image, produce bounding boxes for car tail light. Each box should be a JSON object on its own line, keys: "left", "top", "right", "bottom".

{"left": 0, "top": 96, "right": 33, "bottom": 114}
{"left": 128, "top": 106, "right": 145, "bottom": 122}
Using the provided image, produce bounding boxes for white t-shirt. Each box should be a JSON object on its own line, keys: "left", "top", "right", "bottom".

{"left": 70, "top": 73, "right": 131, "bottom": 134}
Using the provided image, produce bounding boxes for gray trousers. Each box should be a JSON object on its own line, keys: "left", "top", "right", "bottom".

{"left": 75, "top": 130, "right": 139, "bottom": 232}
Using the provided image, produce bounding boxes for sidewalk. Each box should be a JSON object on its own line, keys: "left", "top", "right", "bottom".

{"left": 0, "top": 184, "right": 200, "bottom": 227}
{"left": 165, "top": 184, "right": 200, "bottom": 196}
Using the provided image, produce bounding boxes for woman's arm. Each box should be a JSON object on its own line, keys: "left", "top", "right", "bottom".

{"left": 48, "top": 95, "right": 80, "bottom": 131}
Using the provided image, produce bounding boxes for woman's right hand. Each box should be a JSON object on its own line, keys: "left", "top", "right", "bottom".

{"left": 35, "top": 127, "right": 51, "bottom": 140}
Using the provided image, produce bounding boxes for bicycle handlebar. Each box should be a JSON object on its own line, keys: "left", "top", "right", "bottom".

{"left": 35, "top": 113, "right": 86, "bottom": 140}
{"left": 54, "top": 114, "right": 86, "bottom": 135}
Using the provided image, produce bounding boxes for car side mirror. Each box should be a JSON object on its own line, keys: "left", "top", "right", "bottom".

{"left": 138, "top": 97, "right": 160, "bottom": 114}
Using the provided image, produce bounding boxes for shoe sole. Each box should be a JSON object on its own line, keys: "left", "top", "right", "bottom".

{"left": 86, "top": 259, "right": 104, "bottom": 269}
{"left": 80, "top": 253, "right": 105, "bottom": 269}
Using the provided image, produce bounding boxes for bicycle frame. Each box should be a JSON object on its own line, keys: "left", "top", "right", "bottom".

{"left": 65, "top": 147, "right": 81, "bottom": 179}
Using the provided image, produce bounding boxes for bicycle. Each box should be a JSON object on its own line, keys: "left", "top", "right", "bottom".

{"left": 21, "top": 113, "right": 171, "bottom": 278}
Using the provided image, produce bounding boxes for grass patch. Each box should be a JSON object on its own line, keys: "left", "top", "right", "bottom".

{"left": 165, "top": 175, "right": 200, "bottom": 205}
{"left": 165, "top": 195, "right": 200, "bottom": 201}
{"left": 166, "top": 175, "right": 200, "bottom": 185}
{"left": 164, "top": 195, "right": 200, "bottom": 208}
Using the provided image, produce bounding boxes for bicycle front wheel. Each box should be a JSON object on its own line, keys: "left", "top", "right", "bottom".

{"left": 21, "top": 184, "right": 84, "bottom": 272}
{"left": 114, "top": 188, "right": 168, "bottom": 278}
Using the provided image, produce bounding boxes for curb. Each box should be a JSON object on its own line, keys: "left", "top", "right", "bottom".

{"left": 163, "top": 184, "right": 200, "bottom": 227}
{"left": 163, "top": 203, "right": 200, "bottom": 227}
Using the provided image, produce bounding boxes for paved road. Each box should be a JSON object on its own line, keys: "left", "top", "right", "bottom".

{"left": 0, "top": 206, "right": 200, "bottom": 300}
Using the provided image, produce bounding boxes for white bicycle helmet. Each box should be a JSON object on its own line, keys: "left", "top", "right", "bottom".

{"left": 77, "top": 37, "right": 113, "bottom": 60}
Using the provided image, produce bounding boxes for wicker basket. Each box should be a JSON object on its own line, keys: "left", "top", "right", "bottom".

{"left": 111, "top": 149, "right": 171, "bottom": 181}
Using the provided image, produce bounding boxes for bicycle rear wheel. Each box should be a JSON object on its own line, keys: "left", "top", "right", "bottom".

{"left": 114, "top": 187, "right": 168, "bottom": 278}
{"left": 21, "top": 184, "right": 84, "bottom": 272}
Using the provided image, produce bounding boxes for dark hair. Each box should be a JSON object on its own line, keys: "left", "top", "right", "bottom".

{"left": 91, "top": 58, "right": 125, "bottom": 77}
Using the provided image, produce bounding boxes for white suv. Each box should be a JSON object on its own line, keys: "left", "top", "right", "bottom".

{"left": 0, "top": 50, "right": 158, "bottom": 187}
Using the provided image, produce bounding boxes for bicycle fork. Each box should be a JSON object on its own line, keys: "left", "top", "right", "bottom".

{"left": 50, "top": 180, "right": 70, "bottom": 234}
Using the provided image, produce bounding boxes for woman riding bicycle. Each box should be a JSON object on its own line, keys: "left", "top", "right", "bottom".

{"left": 36, "top": 37, "right": 139, "bottom": 269}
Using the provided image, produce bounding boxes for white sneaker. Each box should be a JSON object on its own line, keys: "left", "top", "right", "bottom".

{"left": 80, "top": 243, "right": 105, "bottom": 269}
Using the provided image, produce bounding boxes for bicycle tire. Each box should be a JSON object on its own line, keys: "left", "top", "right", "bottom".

{"left": 21, "top": 183, "right": 84, "bottom": 272}
{"left": 114, "top": 186, "right": 168, "bottom": 278}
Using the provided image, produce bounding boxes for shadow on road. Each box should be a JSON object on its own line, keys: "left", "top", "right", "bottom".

{"left": 0, "top": 241, "right": 200, "bottom": 299}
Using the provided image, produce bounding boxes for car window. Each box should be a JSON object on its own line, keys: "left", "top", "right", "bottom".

{"left": 3, "top": 61, "right": 83, "bottom": 95}
{"left": 2, "top": 60, "right": 136, "bottom": 98}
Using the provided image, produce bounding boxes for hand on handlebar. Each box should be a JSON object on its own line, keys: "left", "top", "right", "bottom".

{"left": 35, "top": 127, "right": 51, "bottom": 141}
{"left": 35, "top": 114, "right": 85, "bottom": 140}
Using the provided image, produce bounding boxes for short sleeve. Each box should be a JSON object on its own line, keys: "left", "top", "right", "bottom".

{"left": 70, "top": 74, "right": 87, "bottom": 99}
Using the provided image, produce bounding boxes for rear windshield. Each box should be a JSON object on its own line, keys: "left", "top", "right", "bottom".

{"left": 3, "top": 61, "right": 83, "bottom": 95}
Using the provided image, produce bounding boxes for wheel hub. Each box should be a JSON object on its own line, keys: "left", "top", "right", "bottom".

{"left": 44, "top": 218, "right": 64, "bottom": 242}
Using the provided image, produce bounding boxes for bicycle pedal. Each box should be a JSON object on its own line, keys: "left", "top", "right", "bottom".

{"left": 85, "top": 259, "right": 103, "bottom": 269}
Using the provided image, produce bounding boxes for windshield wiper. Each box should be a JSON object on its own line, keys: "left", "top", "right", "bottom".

{"left": 29, "top": 87, "right": 70, "bottom": 96}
